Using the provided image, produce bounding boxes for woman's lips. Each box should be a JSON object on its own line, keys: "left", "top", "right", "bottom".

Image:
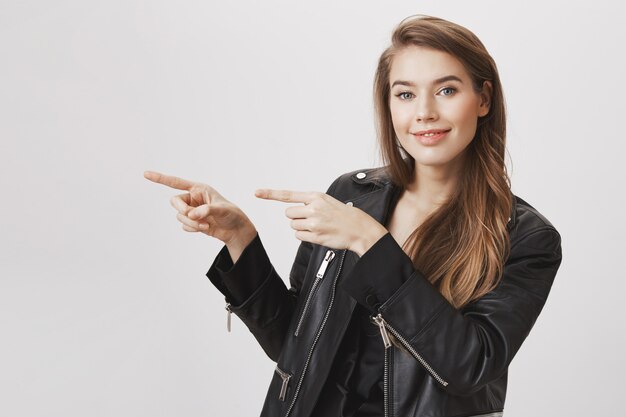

{"left": 412, "top": 129, "right": 450, "bottom": 145}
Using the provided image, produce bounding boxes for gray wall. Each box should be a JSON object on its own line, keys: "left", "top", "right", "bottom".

{"left": 1, "top": 0, "right": 623, "bottom": 415}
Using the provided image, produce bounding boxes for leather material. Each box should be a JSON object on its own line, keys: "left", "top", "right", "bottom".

{"left": 206, "top": 166, "right": 562, "bottom": 417}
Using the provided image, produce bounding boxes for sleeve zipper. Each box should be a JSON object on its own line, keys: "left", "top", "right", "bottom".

{"left": 225, "top": 302, "right": 232, "bottom": 332}
{"left": 275, "top": 366, "right": 292, "bottom": 402}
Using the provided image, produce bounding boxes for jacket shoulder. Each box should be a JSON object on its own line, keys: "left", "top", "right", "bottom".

{"left": 510, "top": 194, "right": 561, "bottom": 247}
{"left": 326, "top": 166, "right": 391, "bottom": 197}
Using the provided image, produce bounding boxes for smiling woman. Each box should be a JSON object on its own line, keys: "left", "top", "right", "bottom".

{"left": 388, "top": 46, "right": 491, "bottom": 165}
{"left": 145, "top": 14, "right": 562, "bottom": 417}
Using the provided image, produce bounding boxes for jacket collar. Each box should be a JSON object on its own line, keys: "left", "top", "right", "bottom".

{"left": 349, "top": 167, "right": 517, "bottom": 229}
{"left": 347, "top": 168, "right": 400, "bottom": 226}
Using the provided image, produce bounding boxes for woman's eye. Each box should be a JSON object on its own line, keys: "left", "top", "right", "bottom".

{"left": 396, "top": 92, "right": 414, "bottom": 100}
{"left": 439, "top": 87, "right": 456, "bottom": 96}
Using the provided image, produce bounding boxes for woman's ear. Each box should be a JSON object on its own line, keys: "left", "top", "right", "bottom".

{"left": 478, "top": 80, "right": 492, "bottom": 117}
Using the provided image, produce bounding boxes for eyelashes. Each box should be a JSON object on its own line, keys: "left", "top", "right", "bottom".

{"left": 396, "top": 92, "right": 412, "bottom": 100}
{"left": 439, "top": 87, "right": 457, "bottom": 96}
{"left": 395, "top": 87, "right": 457, "bottom": 100}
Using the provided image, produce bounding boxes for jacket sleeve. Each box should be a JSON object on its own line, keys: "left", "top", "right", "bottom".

{"left": 204, "top": 176, "right": 342, "bottom": 362}
{"left": 339, "top": 225, "right": 563, "bottom": 396}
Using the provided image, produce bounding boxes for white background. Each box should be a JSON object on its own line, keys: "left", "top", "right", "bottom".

{"left": 1, "top": 0, "right": 624, "bottom": 415}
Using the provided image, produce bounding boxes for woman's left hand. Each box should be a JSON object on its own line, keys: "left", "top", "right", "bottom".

{"left": 254, "top": 188, "right": 388, "bottom": 257}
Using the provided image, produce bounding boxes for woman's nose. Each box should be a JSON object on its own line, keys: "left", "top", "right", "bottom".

{"left": 414, "top": 95, "right": 438, "bottom": 122}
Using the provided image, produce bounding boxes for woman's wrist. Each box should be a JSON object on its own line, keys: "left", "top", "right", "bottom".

{"left": 352, "top": 226, "right": 389, "bottom": 257}
{"left": 225, "top": 224, "right": 258, "bottom": 263}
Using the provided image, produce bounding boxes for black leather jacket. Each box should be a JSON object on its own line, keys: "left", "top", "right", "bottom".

{"left": 206, "top": 166, "right": 563, "bottom": 417}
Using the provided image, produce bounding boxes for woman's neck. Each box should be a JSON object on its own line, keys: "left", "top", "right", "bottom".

{"left": 405, "top": 158, "right": 463, "bottom": 212}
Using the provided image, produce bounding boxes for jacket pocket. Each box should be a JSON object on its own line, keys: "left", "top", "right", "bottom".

{"left": 274, "top": 365, "right": 292, "bottom": 402}
{"left": 293, "top": 249, "right": 336, "bottom": 336}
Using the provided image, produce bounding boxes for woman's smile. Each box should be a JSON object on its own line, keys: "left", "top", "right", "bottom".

{"left": 412, "top": 129, "right": 451, "bottom": 145}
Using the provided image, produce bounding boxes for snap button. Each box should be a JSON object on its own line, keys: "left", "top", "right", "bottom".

{"left": 356, "top": 172, "right": 366, "bottom": 179}
{"left": 366, "top": 294, "right": 379, "bottom": 307}
{"left": 346, "top": 201, "right": 353, "bottom": 206}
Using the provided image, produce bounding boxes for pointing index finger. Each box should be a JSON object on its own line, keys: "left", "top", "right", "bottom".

{"left": 255, "top": 189, "right": 316, "bottom": 204}
{"left": 144, "top": 171, "right": 195, "bottom": 191}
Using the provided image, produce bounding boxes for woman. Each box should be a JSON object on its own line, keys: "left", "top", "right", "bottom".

{"left": 144, "top": 14, "right": 562, "bottom": 417}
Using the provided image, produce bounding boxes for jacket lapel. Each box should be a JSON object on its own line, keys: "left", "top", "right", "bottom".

{"left": 347, "top": 169, "right": 401, "bottom": 226}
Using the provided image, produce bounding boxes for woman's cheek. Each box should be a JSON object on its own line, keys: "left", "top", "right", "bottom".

{"left": 451, "top": 97, "right": 480, "bottom": 130}
{"left": 392, "top": 108, "right": 413, "bottom": 132}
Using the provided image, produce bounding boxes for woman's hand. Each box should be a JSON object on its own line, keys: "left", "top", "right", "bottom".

{"left": 254, "top": 188, "right": 388, "bottom": 257}
{"left": 144, "top": 171, "right": 257, "bottom": 252}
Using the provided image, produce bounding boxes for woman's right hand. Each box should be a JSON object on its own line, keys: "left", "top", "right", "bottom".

{"left": 144, "top": 171, "right": 257, "bottom": 251}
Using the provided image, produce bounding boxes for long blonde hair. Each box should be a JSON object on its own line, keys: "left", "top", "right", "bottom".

{"left": 374, "top": 15, "right": 513, "bottom": 309}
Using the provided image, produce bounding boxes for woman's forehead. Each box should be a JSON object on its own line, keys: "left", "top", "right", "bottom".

{"left": 389, "top": 46, "right": 469, "bottom": 85}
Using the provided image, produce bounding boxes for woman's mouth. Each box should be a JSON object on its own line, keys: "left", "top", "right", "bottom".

{"left": 412, "top": 129, "right": 450, "bottom": 145}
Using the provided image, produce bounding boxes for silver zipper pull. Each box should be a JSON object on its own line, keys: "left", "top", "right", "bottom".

{"left": 225, "top": 302, "right": 232, "bottom": 332}
{"left": 372, "top": 313, "right": 392, "bottom": 349}
{"left": 275, "top": 366, "right": 292, "bottom": 401}
{"left": 316, "top": 250, "right": 336, "bottom": 279}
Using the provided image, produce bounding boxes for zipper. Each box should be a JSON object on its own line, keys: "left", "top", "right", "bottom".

{"left": 225, "top": 302, "right": 232, "bottom": 332}
{"left": 372, "top": 313, "right": 448, "bottom": 387}
{"left": 274, "top": 366, "right": 292, "bottom": 402}
{"left": 293, "top": 249, "right": 336, "bottom": 336}
{"left": 373, "top": 314, "right": 392, "bottom": 417}
{"left": 373, "top": 314, "right": 392, "bottom": 348}
{"left": 284, "top": 249, "right": 346, "bottom": 417}
{"left": 383, "top": 340, "right": 390, "bottom": 417}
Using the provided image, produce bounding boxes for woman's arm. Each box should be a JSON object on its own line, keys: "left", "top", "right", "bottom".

{"left": 339, "top": 224, "right": 563, "bottom": 396}
{"left": 205, "top": 234, "right": 312, "bottom": 362}
{"left": 205, "top": 176, "right": 342, "bottom": 361}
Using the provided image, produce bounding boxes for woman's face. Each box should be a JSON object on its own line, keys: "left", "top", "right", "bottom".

{"left": 388, "top": 45, "right": 491, "bottom": 171}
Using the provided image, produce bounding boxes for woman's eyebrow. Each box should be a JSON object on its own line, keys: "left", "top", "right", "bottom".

{"left": 391, "top": 75, "right": 463, "bottom": 88}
